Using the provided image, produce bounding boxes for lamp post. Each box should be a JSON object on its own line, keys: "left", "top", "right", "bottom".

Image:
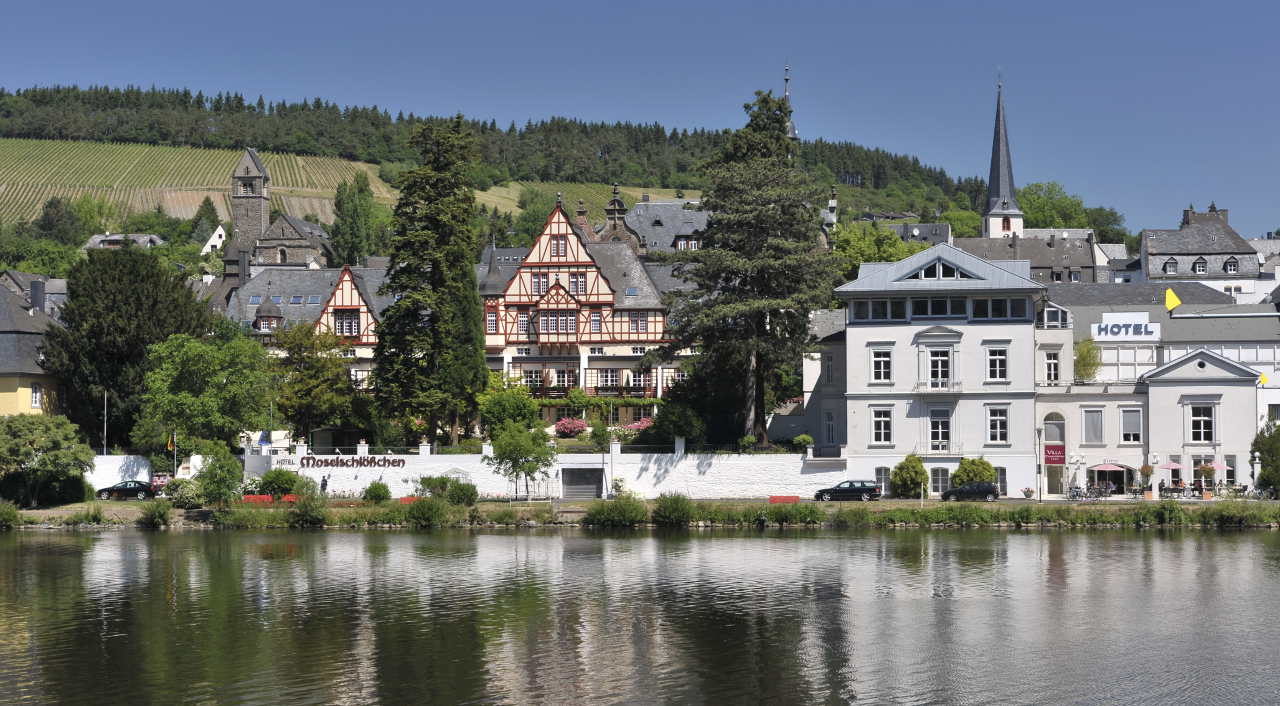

{"left": 1036, "top": 426, "right": 1044, "bottom": 504}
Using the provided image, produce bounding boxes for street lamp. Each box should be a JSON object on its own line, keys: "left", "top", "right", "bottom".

{"left": 1036, "top": 426, "right": 1044, "bottom": 504}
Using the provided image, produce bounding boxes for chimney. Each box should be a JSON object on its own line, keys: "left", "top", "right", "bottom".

{"left": 1048, "top": 232, "right": 1056, "bottom": 248}
{"left": 29, "top": 279, "right": 45, "bottom": 314}
{"left": 575, "top": 199, "right": 590, "bottom": 233}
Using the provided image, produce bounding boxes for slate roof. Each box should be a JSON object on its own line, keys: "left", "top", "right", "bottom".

{"left": 885, "top": 223, "right": 951, "bottom": 245}
{"left": 1142, "top": 210, "right": 1254, "bottom": 255}
{"left": 1046, "top": 282, "right": 1233, "bottom": 307}
{"left": 246, "top": 148, "right": 270, "bottom": 181}
{"left": 953, "top": 236, "right": 1095, "bottom": 269}
{"left": 623, "top": 201, "right": 708, "bottom": 253}
{"left": 836, "top": 243, "right": 1042, "bottom": 294}
{"left": 0, "top": 287, "right": 56, "bottom": 375}
{"left": 810, "top": 309, "right": 846, "bottom": 342}
{"left": 584, "top": 242, "right": 663, "bottom": 308}
{"left": 82, "top": 233, "right": 165, "bottom": 249}
{"left": 1250, "top": 239, "right": 1280, "bottom": 258}
{"left": 1066, "top": 302, "right": 1280, "bottom": 343}
{"left": 1022, "top": 228, "right": 1095, "bottom": 240}
{"left": 475, "top": 246, "right": 529, "bottom": 296}
{"left": 1096, "top": 243, "right": 1130, "bottom": 261}
{"left": 641, "top": 263, "right": 693, "bottom": 295}
{"left": 985, "top": 86, "right": 1021, "bottom": 216}
{"left": 225, "top": 266, "right": 394, "bottom": 325}
{"left": 277, "top": 214, "right": 329, "bottom": 242}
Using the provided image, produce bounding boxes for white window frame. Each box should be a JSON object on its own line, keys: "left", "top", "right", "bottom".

{"left": 1190, "top": 405, "right": 1215, "bottom": 443}
{"left": 629, "top": 312, "right": 648, "bottom": 332}
{"left": 30, "top": 382, "right": 42, "bottom": 409}
{"left": 871, "top": 407, "right": 892, "bottom": 445}
{"left": 599, "top": 368, "right": 620, "bottom": 387}
{"left": 986, "top": 348, "right": 1008, "bottom": 381}
{"left": 334, "top": 309, "right": 360, "bottom": 337}
{"left": 1193, "top": 258, "right": 1207, "bottom": 275}
{"left": 1120, "top": 407, "right": 1143, "bottom": 443}
{"left": 987, "top": 407, "right": 1009, "bottom": 444}
{"left": 1225, "top": 258, "right": 1239, "bottom": 274}
{"left": 1045, "top": 350, "right": 1060, "bottom": 383}
{"left": 931, "top": 467, "right": 950, "bottom": 494}
{"left": 871, "top": 348, "right": 892, "bottom": 383}
{"left": 523, "top": 369, "right": 541, "bottom": 387}
{"left": 1081, "top": 407, "right": 1104, "bottom": 445}
{"left": 516, "top": 347, "right": 531, "bottom": 356}
{"left": 1163, "top": 259, "right": 1177, "bottom": 275}
{"left": 590, "top": 311, "right": 602, "bottom": 333}
{"left": 928, "top": 348, "right": 952, "bottom": 388}
{"left": 929, "top": 408, "right": 951, "bottom": 452}
{"left": 875, "top": 467, "right": 891, "bottom": 494}
{"left": 517, "top": 311, "right": 529, "bottom": 334}
{"left": 485, "top": 311, "right": 497, "bottom": 334}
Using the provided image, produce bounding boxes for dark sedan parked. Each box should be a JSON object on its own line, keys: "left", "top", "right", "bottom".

{"left": 941, "top": 481, "right": 1000, "bottom": 502}
{"left": 97, "top": 480, "right": 156, "bottom": 501}
{"left": 814, "top": 480, "right": 882, "bottom": 502}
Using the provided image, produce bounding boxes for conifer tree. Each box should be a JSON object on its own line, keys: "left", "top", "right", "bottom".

{"left": 373, "top": 116, "right": 488, "bottom": 444}
{"left": 654, "top": 91, "right": 841, "bottom": 443}
{"left": 330, "top": 171, "right": 375, "bottom": 265}
{"left": 190, "top": 195, "right": 220, "bottom": 232}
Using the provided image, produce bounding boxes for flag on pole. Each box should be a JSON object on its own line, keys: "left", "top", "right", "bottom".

{"left": 1164, "top": 288, "right": 1182, "bottom": 312}
{"left": 167, "top": 431, "right": 175, "bottom": 451}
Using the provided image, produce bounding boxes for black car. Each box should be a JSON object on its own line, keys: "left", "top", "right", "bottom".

{"left": 814, "top": 480, "right": 882, "bottom": 502}
{"left": 97, "top": 480, "right": 156, "bottom": 501}
{"left": 941, "top": 481, "right": 1000, "bottom": 502}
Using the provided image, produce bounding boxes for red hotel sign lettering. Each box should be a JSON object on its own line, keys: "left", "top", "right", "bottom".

{"left": 299, "top": 455, "right": 406, "bottom": 469}
{"left": 1044, "top": 445, "right": 1066, "bottom": 465}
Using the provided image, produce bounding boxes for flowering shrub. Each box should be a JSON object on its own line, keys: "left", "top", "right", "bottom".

{"left": 555, "top": 417, "right": 588, "bottom": 438}
{"left": 624, "top": 417, "right": 653, "bottom": 432}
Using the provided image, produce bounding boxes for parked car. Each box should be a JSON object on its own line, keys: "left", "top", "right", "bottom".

{"left": 941, "top": 481, "right": 1000, "bottom": 502}
{"left": 814, "top": 480, "right": 882, "bottom": 502}
{"left": 97, "top": 480, "right": 156, "bottom": 501}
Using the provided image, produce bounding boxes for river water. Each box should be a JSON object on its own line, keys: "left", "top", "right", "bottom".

{"left": 2, "top": 528, "right": 1280, "bottom": 705}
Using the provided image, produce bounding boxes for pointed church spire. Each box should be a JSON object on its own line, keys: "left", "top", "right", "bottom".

{"left": 783, "top": 65, "right": 798, "bottom": 142}
{"left": 985, "top": 82, "right": 1021, "bottom": 216}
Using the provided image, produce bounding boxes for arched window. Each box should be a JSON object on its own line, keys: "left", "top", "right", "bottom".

{"left": 1043, "top": 413, "right": 1066, "bottom": 443}
{"left": 1192, "top": 257, "right": 1207, "bottom": 275}
{"left": 278, "top": 248, "right": 287, "bottom": 264}
{"left": 1224, "top": 257, "right": 1239, "bottom": 274}
{"left": 1163, "top": 258, "right": 1178, "bottom": 275}
{"left": 1001, "top": 216, "right": 1011, "bottom": 232}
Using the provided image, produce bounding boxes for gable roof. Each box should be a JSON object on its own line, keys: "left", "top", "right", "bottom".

{"left": 0, "top": 287, "right": 56, "bottom": 375}
{"left": 585, "top": 242, "right": 662, "bottom": 308}
{"left": 234, "top": 148, "right": 270, "bottom": 182}
{"left": 1046, "top": 282, "right": 1233, "bottom": 307}
{"left": 1140, "top": 347, "right": 1261, "bottom": 382}
{"left": 225, "top": 266, "right": 393, "bottom": 325}
{"left": 82, "top": 233, "right": 165, "bottom": 249}
{"left": 835, "top": 243, "right": 1043, "bottom": 294}
{"left": 953, "top": 235, "right": 1096, "bottom": 269}
{"left": 1096, "top": 243, "right": 1130, "bottom": 261}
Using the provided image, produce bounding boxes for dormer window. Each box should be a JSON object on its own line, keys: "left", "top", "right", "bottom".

{"left": 904, "top": 261, "right": 975, "bottom": 280}
{"left": 278, "top": 248, "right": 287, "bottom": 264}
{"left": 1163, "top": 259, "right": 1178, "bottom": 275}
{"left": 1224, "top": 257, "right": 1239, "bottom": 274}
{"left": 1192, "top": 257, "right": 1207, "bottom": 275}
{"left": 652, "top": 219, "right": 663, "bottom": 227}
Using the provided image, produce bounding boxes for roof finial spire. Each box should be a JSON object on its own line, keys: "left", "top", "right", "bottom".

{"left": 984, "top": 80, "right": 1021, "bottom": 218}
{"left": 555, "top": 192, "right": 562, "bottom": 206}
{"left": 783, "top": 64, "right": 798, "bottom": 142}
{"left": 612, "top": 182, "right": 620, "bottom": 197}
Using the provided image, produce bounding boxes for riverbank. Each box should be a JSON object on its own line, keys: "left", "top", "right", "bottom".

{"left": 12, "top": 497, "right": 1280, "bottom": 530}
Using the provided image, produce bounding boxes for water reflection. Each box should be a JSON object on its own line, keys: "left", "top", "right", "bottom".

{"left": 2, "top": 529, "right": 1280, "bottom": 704}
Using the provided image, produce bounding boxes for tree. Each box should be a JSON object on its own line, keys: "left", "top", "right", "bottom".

{"left": 653, "top": 90, "right": 842, "bottom": 442}
{"left": 32, "top": 197, "right": 83, "bottom": 246}
{"left": 69, "top": 194, "right": 122, "bottom": 241}
{"left": 373, "top": 116, "right": 489, "bottom": 444}
{"left": 273, "top": 324, "right": 358, "bottom": 444}
{"left": 1085, "top": 206, "right": 1129, "bottom": 244}
{"left": 0, "top": 415, "right": 94, "bottom": 507}
{"left": 483, "top": 420, "right": 557, "bottom": 497}
{"left": 830, "top": 220, "right": 930, "bottom": 282}
{"left": 477, "top": 373, "right": 540, "bottom": 435}
{"left": 1252, "top": 424, "right": 1280, "bottom": 492}
{"left": 331, "top": 170, "right": 376, "bottom": 265}
{"left": 132, "top": 332, "right": 271, "bottom": 451}
{"left": 193, "top": 440, "right": 243, "bottom": 509}
{"left": 952, "top": 457, "right": 996, "bottom": 487}
{"left": 1074, "top": 338, "right": 1101, "bottom": 382}
{"left": 16, "top": 240, "right": 82, "bottom": 278}
{"left": 41, "top": 248, "right": 215, "bottom": 450}
{"left": 890, "top": 454, "right": 928, "bottom": 499}
{"left": 1017, "top": 182, "right": 1088, "bottom": 229}
{"left": 939, "top": 209, "right": 982, "bottom": 238}
{"left": 190, "top": 196, "right": 220, "bottom": 233}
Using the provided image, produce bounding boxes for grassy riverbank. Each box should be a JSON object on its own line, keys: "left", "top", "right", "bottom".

{"left": 11, "top": 497, "right": 1280, "bottom": 530}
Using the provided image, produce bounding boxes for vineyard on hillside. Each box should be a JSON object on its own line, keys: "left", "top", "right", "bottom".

{"left": 0, "top": 138, "right": 396, "bottom": 223}
{"left": 476, "top": 181, "right": 699, "bottom": 218}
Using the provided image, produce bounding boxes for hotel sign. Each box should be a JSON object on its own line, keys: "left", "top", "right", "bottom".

{"left": 299, "top": 455, "right": 406, "bottom": 469}
{"left": 1044, "top": 444, "right": 1066, "bottom": 465}
{"left": 1092, "top": 312, "right": 1160, "bottom": 342}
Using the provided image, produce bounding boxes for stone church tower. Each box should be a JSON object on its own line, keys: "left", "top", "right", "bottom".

{"left": 230, "top": 149, "right": 271, "bottom": 244}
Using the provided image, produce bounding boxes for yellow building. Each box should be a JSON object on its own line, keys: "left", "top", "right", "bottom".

{"left": 0, "top": 286, "right": 57, "bottom": 415}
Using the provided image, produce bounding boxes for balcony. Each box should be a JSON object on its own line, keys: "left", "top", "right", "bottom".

{"left": 913, "top": 442, "right": 964, "bottom": 456}
{"left": 587, "top": 385, "right": 658, "bottom": 398}
{"left": 913, "top": 378, "right": 963, "bottom": 393}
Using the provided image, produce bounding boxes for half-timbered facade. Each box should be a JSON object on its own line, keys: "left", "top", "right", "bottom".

{"left": 479, "top": 203, "right": 690, "bottom": 421}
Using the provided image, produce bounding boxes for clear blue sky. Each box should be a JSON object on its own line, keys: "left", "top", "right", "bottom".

{"left": 4, "top": 0, "right": 1278, "bottom": 236}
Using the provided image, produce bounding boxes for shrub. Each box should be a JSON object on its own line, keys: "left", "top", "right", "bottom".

{"left": 194, "top": 442, "right": 243, "bottom": 509}
{"left": 738, "top": 435, "right": 758, "bottom": 452}
{"left": 582, "top": 494, "right": 648, "bottom": 527}
{"left": 790, "top": 503, "right": 827, "bottom": 525}
{"left": 259, "top": 468, "right": 299, "bottom": 500}
{"left": 65, "top": 503, "right": 106, "bottom": 525}
{"left": 240, "top": 477, "right": 261, "bottom": 495}
{"left": 486, "top": 507, "right": 518, "bottom": 525}
{"left": 554, "top": 417, "right": 588, "bottom": 438}
{"left": 952, "top": 457, "right": 996, "bottom": 487}
{"left": 416, "top": 475, "right": 452, "bottom": 498}
{"left": 792, "top": 434, "right": 814, "bottom": 449}
{"left": 437, "top": 438, "right": 483, "bottom": 454}
{"left": 640, "top": 401, "right": 706, "bottom": 445}
{"left": 164, "top": 478, "right": 202, "bottom": 509}
{"left": 406, "top": 497, "right": 453, "bottom": 529}
{"left": 652, "top": 493, "right": 697, "bottom": 526}
{"left": 137, "top": 499, "right": 172, "bottom": 528}
{"left": 589, "top": 420, "right": 612, "bottom": 452}
{"left": 362, "top": 481, "right": 391, "bottom": 504}
{"left": 445, "top": 481, "right": 479, "bottom": 507}
{"left": 214, "top": 507, "right": 288, "bottom": 529}
{"left": 288, "top": 478, "right": 328, "bottom": 528}
{"left": 831, "top": 507, "right": 871, "bottom": 528}
{"left": 0, "top": 500, "right": 18, "bottom": 530}
{"left": 890, "top": 454, "right": 928, "bottom": 499}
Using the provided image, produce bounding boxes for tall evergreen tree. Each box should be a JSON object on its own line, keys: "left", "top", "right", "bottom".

{"left": 40, "top": 248, "right": 214, "bottom": 450}
{"left": 654, "top": 91, "right": 842, "bottom": 443}
{"left": 330, "top": 170, "right": 375, "bottom": 265}
{"left": 33, "top": 197, "right": 83, "bottom": 246}
{"left": 373, "top": 116, "right": 488, "bottom": 444}
{"left": 191, "top": 195, "right": 220, "bottom": 232}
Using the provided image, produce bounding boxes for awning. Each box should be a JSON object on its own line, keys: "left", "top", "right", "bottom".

{"left": 1211, "top": 461, "right": 1232, "bottom": 472}
{"left": 1158, "top": 462, "right": 1182, "bottom": 470}
{"left": 1090, "top": 463, "right": 1125, "bottom": 471}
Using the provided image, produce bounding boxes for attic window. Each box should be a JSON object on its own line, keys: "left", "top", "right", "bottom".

{"left": 625, "top": 287, "right": 639, "bottom": 297}
{"left": 906, "top": 261, "right": 975, "bottom": 280}
{"left": 290, "top": 296, "right": 304, "bottom": 305}
{"left": 271, "top": 296, "right": 282, "bottom": 304}
{"left": 307, "top": 295, "right": 321, "bottom": 304}
{"left": 1192, "top": 257, "right": 1207, "bottom": 275}
{"left": 1225, "top": 257, "right": 1239, "bottom": 274}
{"left": 1163, "top": 259, "right": 1178, "bottom": 275}
{"left": 249, "top": 295, "right": 262, "bottom": 305}
{"left": 651, "top": 219, "right": 663, "bottom": 227}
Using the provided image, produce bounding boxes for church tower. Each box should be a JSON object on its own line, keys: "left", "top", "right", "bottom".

{"left": 230, "top": 148, "right": 271, "bottom": 245}
{"left": 982, "top": 84, "right": 1024, "bottom": 238}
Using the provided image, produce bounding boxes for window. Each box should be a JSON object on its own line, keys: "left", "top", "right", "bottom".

{"left": 277, "top": 248, "right": 287, "bottom": 264}
{"left": 625, "top": 287, "right": 639, "bottom": 298}
{"left": 334, "top": 309, "right": 360, "bottom": 337}
{"left": 929, "top": 409, "right": 950, "bottom": 452}
{"left": 987, "top": 348, "right": 1008, "bottom": 381}
{"left": 872, "top": 349, "right": 892, "bottom": 382}
{"left": 1225, "top": 455, "right": 1237, "bottom": 484}
{"left": 875, "top": 467, "right": 890, "bottom": 493}
{"left": 911, "top": 297, "right": 966, "bottom": 318}
{"left": 1045, "top": 351, "right": 1060, "bottom": 383}
{"left": 988, "top": 407, "right": 1008, "bottom": 443}
{"left": 516, "top": 347, "right": 531, "bottom": 356}
{"left": 1193, "top": 258, "right": 1207, "bottom": 275}
{"left": 1082, "top": 408, "right": 1104, "bottom": 444}
{"left": 1269, "top": 404, "right": 1280, "bottom": 422}
{"left": 824, "top": 411, "right": 837, "bottom": 445}
{"left": 569, "top": 273, "right": 586, "bottom": 295}
{"left": 822, "top": 353, "right": 834, "bottom": 381}
{"left": 1001, "top": 216, "right": 1011, "bottom": 232}
{"left": 550, "top": 235, "right": 567, "bottom": 257}
{"left": 1163, "top": 259, "right": 1178, "bottom": 275}
{"left": 538, "top": 311, "right": 575, "bottom": 333}
{"left": 969, "top": 297, "right": 1032, "bottom": 320}
{"left": 872, "top": 408, "right": 892, "bottom": 444}
{"left": 1039, "top": 305, "right": 1069, "bottom": 328}
{"left": 1170, "top": 454, "right": 1182, "bottom": 483}
{"left": 632, "top": 347, "right": 646, "bottom": 355}
{"left": 517, "top": 311, "right": 529, "bottom": 334}
{"left": 555, "top": 369, "right": 575, "bottom": 387}
{"left": 1191, "top": 405, "right": 1214, "bottom": 442}
{"left": 850, "top": 298, "right": 907, "bottom": 321}
{"left": 599, "top": 369, "right": 619, "bottom": 387}
{"left": 609, "top": 406, "right": 621, "bottom": 425}
{"left": 1225, "top": 258, "right": 1239, "bottom": 274}
{"left": 30, "top": 383, "right": 42, "bottom": 409}
{"left": 687, "top": 240, "right": 700, "bottom": 250}
{"left": 307, "top": 295, "right": 321, "bottom": 304}
{"left": 240, "top": 181, "right": 253, "bottom": 195}
{"left": 629, "top": 312, "right": 648, "bottom": 332}
{"left": 485, "top": 312, "right": 497, "bottom": 333}
{"left": 929, "top": 349, "right": 951, "bottom": 388}
{"left": 249, "top": 295, "right": 262, "bottom": 305}
{"left": 931, "top": 467, "right": 951, "bottom": 493}
{"left": 289, "top": 295, "right": 303, "bottom": 304}
{"left": 523, "top": 369, "right": 541, "bottom": 387}
{"left": 995, "top": 467, "right": 1007, "bottom": 496}
{"left": 589, "top": 346, "right": 604, "bottom": 355}
{"left": 271, "top": 296, "right": 282, "bottom": 304}
{"left": 632, "top": 370, "right": 651, "bottom": 388}
{"left": 349, "top": 369, "right": 370, "bottom": 389}
{"left": 532, "top": 273, "right": 549, "bottom": 295}
{"left": 590, "top": 311, "right": 602, "bottom": 333}
{"left": 1051, "top": 271, "right": 1063, "bottom": 282}
{"left": 1121, "top": 408, "right": 1142, "bottom": 443}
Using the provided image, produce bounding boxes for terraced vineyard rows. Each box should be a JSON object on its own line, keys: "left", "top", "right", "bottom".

{"left": 476, "top": 181, "right": 699, "bottom": 217}
{"left": 0, "top": 138, "right": 396, "bottom": 222}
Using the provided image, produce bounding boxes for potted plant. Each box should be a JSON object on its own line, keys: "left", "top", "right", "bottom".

{"left": 1021, "top": 487, "right": 1035, "bottom": 499}
{"left": 1139, "top": 464, "right": 1155, "bottom": 500}
{"left": 1199, "top": 464, "right": 1216, "bottom": 500}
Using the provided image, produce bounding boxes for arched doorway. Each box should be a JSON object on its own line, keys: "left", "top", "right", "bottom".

{"left": 1044, "top": 413, "right": 1066, "bottom": 494}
